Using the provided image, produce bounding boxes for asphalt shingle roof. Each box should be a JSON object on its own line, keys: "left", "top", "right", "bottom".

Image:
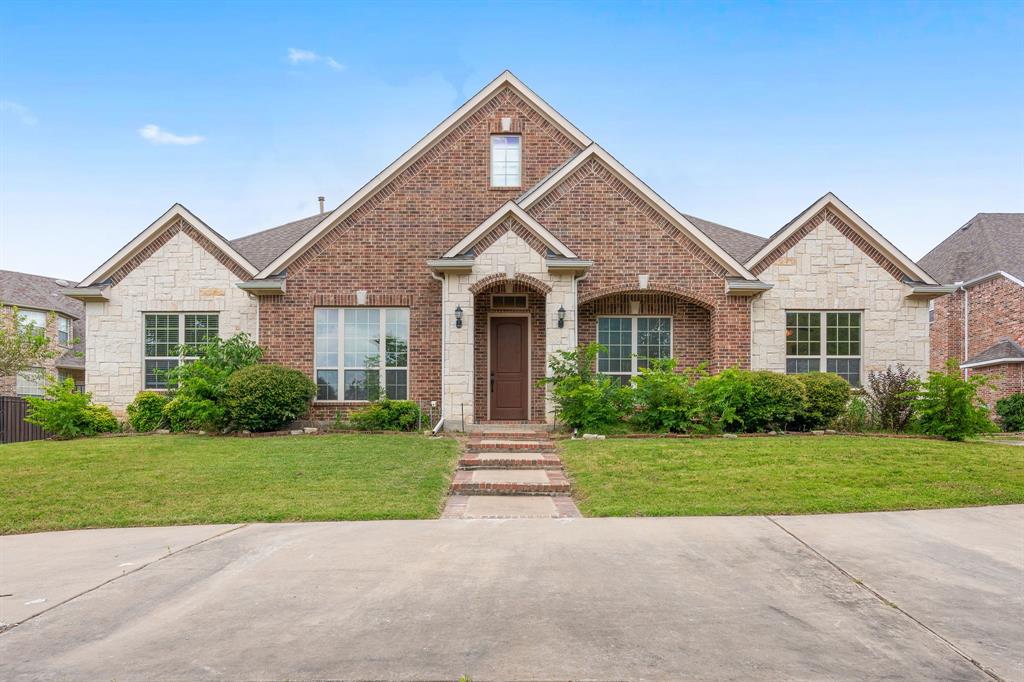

{"left": 230, "top": 213, "right": 326, "bottom": 271}
{"left": 683, "top": 214, "right": 767, "bottom": 263}
{"left": 0, "top": 269, "right": 86, "bottom": 369}
{"left": 965, "top": 338, "right": 1024, "bottom": 366}
{"left": 919, "top": 213, "right": 1024, "bottom": 284}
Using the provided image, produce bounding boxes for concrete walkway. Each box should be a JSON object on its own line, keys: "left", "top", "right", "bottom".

{"left": 1, "top": 506, "right": 1021, "bottom": 680}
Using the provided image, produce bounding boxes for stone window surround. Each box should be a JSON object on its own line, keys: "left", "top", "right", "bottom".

{"left": 312, "top": 306, "right": 410, "bottom": 404}
{"left": 595, "top": 314, "right": 674, "bottom": 381}
{"left": 142, "top": 312, "right": 220, "bottom": 390}
{"left": 784, "top": 309, "right": 863, "bottom": 385}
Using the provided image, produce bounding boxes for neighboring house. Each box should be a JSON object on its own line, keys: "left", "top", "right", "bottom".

{"left": 1, "top": 270, "right": 86, "bottom": 396}
{"left": 920, "top": 213, "right": 1024, "bottom": 403}
{"left": 66, "top": 72, "right": 948, "bottom": 427}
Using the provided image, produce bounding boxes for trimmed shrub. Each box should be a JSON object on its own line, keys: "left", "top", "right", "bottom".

{"left": 833, "top": 396, "right": 870, "bottom": 432}
{"left": 995, "top": 393, "right": 1024, "bottom": 432}
{"left": 694, "top": 368, "right": 805, "bottom": 433}
{"left": 794, "top": 372, "right": 851, "bottom": 430}
{"left": 222, "top": 363, "right": 315, "bottom": 432}
{"left": 864, "top": 364, "right": 919, "bottom": 431}
{"left": 162, "top": 333, "right": 263, "bottom": 432}
{"left": 24, "top": 377, "right": 119, "bottom": 438}
{"left": 350, "top": 399, "right": 424, "bottom": 431}
{"left": 631, "top": 359, "right": 707, "bottom": 433}
{"left": 913, "top": 359, "right": 996, "bottom": 441}
{"left": 126, "top": 391, "right": 170, "bottom": 432}
{"left": 543, "top": 343, "right": 634, "bottom": 432}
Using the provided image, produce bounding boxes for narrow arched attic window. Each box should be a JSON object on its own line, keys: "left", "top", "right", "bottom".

{"left": 491, "top": 134, "right": 521, "bottom": 188}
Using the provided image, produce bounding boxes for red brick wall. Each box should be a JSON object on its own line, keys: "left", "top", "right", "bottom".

{"left": 472, "top": 281, "right": 546, "bottom": 422}
{"left": 975, "top": 363, "right": 1024, "bottom": 410}
{"left": 258, "top": 88, "right": 582, "bottom": 419}
{"left": 527, "top": 158, "right": 750, "bottom": 370}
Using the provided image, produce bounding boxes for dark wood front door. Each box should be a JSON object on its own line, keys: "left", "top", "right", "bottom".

{"left": 490, "top": 316, "right": 528, "bottom": 420}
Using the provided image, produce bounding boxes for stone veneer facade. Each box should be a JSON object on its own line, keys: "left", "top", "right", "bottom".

{"left": 84, "top": 228, "right": 258, "bottom": 414}
{"left": 751, "top": 209, "right": 930, "bottom": 380}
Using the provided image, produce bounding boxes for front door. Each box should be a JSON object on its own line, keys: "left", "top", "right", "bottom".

{"left": 490, "top": 316, "right": 528, "bottom": 420}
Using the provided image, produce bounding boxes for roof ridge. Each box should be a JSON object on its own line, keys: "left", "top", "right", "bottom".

{"left": 231, "top": 213, "right": 326, "bottom": 243}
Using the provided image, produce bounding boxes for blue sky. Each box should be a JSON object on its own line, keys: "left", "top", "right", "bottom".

{"left": 1, "top": 0, "right": 1021, "bottom": 279}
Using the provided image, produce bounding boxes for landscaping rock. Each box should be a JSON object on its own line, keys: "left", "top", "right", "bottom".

{"left": 155, "top": 429, "right": 170, "bottom": 435}
{"left": 825, "top": 429, "right": 837, "bottom": 434}
{"left": 290, "top": 429, "right": 304, "bottom": 436}
{"left": 302, "top": 427, "right": 318, "bottom": 434}
{"left": 581, "top": 434, "right": 606, "bottom": 440}
{"left": 811, "top": 430, "right": 825, "bottom": 436}
{"left": 722, "top": 433, "right": 738, "bottom": 439}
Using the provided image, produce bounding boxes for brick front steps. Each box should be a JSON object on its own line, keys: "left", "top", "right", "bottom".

{"left": 442, "top": 428, "right": 581, "bottom": 519}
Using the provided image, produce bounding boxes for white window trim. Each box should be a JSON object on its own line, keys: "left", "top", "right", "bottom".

{"left": 784, "top": 310, "right": 863, "bottom": 385}
{"left": 596, "top": 315, "right": 674, "bottom": 380}
{"left": 313, "top": 307, "right": 410, "bottom": 403}
{"left": 57, "top": 315, "right": 72, "bottom": 347}
{"left": 490, "top": 134, "right": 522, "bottom": 189}
{"left": 18, "top": 308, "right": 48, "bottom": 332}
{"left": 142, "top": 312, "right": 220, "bottom": 390}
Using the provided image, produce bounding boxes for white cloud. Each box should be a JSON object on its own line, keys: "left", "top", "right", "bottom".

{"left": 0, "top": 101, "right": 37, "bottom": 126}
{"left": 286, "top": 47, "right": 344, "bottom": 71}
{"left": 138, "top": 124, "right": 204, "bottom": 146}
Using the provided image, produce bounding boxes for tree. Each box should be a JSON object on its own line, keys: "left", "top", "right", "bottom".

{"left": 0, "top": 306, "right": 60, "bottom": 380}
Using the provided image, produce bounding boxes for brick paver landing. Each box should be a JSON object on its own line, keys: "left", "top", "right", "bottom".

{"left": 442, "top": 427, "right": 581, "bottom": 519}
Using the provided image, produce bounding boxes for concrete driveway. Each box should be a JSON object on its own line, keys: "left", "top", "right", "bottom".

{"left": 1, "top": 506, "right": 1021, "bottom": 681}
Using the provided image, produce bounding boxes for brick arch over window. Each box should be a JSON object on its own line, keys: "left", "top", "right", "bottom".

{"left": 578, "top": 289, "right": 718, "bottom": 374}
{"left": 468, "top": 272, "right": 553, "bottom": 296}
{"left": 578, "top": 283, "right": 716, "bottom": 312}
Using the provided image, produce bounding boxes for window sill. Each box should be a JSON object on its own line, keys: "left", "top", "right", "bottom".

{"left": 488, "top": 186, "right": 522, "bottom": 191}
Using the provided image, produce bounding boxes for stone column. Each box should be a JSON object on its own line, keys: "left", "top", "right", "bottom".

{"left": 442, "top": 273, "right": 474, "bottom": 430}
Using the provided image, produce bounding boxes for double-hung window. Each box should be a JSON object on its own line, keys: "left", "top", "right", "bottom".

{"left": 143, "top": 313, "right": 220, "bottom": 389}
{"left": 785, "top": 311, "right": 862, "bottom": 386}
{"left": 18, "top": 309, "right": 47, "bottom": 332}
{"left": 490, "top": 135, "right": 521, "bottom": 188}
{"left": 314, "top": 308, "right": 409, "bottom": 401}
{"left": 16, "top": 368, "right": 45, "bottom": 396}
{"left": 596, "top": 316, "right": 672, "bottom": 384}
{"left": 57, "top": 315, "right": 72, "bottom": 346}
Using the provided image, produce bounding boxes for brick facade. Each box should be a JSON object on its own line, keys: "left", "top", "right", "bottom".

{"left": 930, "top": 275, "right": 1024, "bottom": 406}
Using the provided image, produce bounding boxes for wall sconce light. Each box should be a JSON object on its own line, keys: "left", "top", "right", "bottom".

{"left": 557, "top": 305, "right": 566, "bottom": 328}
{"left": 454, "top": 305, "right": 463, "bottom": 329}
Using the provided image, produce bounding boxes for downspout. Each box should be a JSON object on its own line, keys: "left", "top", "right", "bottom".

{"left": 959, "top": 282, "right": 969, "bottom": 379}
{"left": 430, "top": 270, "right": 447, "bottom": 431}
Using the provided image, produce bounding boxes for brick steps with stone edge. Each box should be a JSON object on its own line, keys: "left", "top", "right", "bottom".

{"left": 458, "top": 451, "right": 564, "bottom": 470}
{"left": 464, "top": 439, "right": 557, "bottom": 453}
{"left": 450, "top": 469, "right": 572, "bottom": 495}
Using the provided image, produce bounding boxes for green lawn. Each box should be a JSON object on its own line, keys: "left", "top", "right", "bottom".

{"left": 1, "top": 434, "right": 459, "bottom": 534}
{"left": 560, "top": 436, "right": 1024, "bottom": 517}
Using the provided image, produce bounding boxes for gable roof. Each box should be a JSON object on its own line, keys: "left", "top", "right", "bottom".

{"left": 255, "top": 71, "right": 592, "bottom": 278}
{"left": 230, "top": 213, "right": 325, "bottom": 270}
{"left": 0, "top": 269, "right": 84, "bottom": 319}
{"left": 962, "top": 338, "right": 1024, "bottom": 369}
{"left": 516, "top": 144, "right": 758, "bottom": 279}
{"left": 77, "top": 204, "right": 259, "bottom": 287}
{"left": 918, "top": 213, "right": 1024, "bottom": 285}
{"left": 745, "top": 192, "right": 937, "bottom": 284}
{"left": 443, "top": 202, "right": 577, "bottom": 259}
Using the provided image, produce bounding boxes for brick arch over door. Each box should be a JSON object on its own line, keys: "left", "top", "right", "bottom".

{"left": 472, "top": 279, "right": 547, "bottom": 422}
{"left": 578, "top": 290, "right": 714, "bottom": 374}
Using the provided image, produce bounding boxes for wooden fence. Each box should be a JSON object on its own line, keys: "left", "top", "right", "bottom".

{"left": 0, "top": 396, "right": 47, "bottom": 444}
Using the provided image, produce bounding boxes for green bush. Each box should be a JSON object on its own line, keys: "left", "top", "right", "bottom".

{"left": 349, "top": 399, "right": 424, "bottom": 431}
{"left": 163, "top": 333, "right": 263, "bottom": 431}
{"left": 793, "top": 372, "right": 851, "bottom": 430}
{"left": 995, "top": 393, "right": 1024, "bottom": 432}
{"left": 693, "top": 368, "right": 805, "bottom": 433}
{"left": 543, "top": 343, "right": 633, "bottom": 432}
{"left": 833, "top": 396, "right": 870, "bottom": 432}
{"left": 24, "top": 377, "right": 119, "bottom": 438}
{"left": 631, "top": 359, "right": 707, "bottom": 432}
{"left": 125, "top": 391, "right": 170, "bottom": 432}
{"left": 222, "top": 363, "right": 315, "bottom": 432}
{"left": 913, "top": 360, "right": 997, "bottom": 441}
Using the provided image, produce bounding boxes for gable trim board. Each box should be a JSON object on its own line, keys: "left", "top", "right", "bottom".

{"left": 956, "top": 270, "right": 1024, "bottom": 289}
{"left": 76, "top": 204, "right": 259, "bottom": 289}
{"left": 256, "top": 71, "right": 591, "bottom": 278}
{"left": 746, "top": 193, "right": 937, "bottom": 285}
{"left": 516, "top": 145, "right": 759, "bottom": 281}
{"left": 443, "top": 202, "right": 577, "bottom": 260}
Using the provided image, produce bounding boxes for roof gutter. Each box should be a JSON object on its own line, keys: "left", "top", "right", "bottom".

{"left": 725, "top": 278, "right": 772, "bottom": 297}
{"left": 955, "top": 270, "right": 1024, "bottom": 289}
{"left": 960, "top": 357, "right": 1024, "bottom": 370}
{"left": 62, "top": 286, "right": 108, "bottom": 302}
{"left": 905, "top": 283, "right": 957, "bottom": 300}
{"left": 236, "top": 279, "right": 286, "bottom": 295}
